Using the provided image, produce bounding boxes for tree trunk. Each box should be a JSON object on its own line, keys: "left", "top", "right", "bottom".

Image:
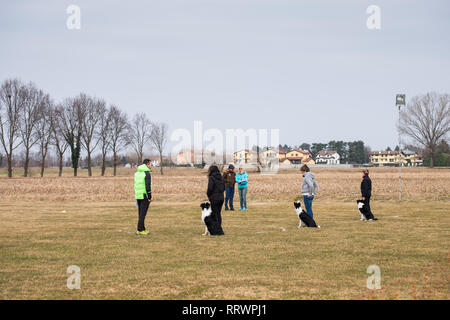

{"left": 101, "top": 154, "right": 106, "bottom": 176}
{"left": 429, "top": 146, "right": 434, "bottom": 168}
{"left": 87, "top": 151, "right": 92, "bottom": 177}
{"left": 73, "top": 151, "right": 78, "bottom": 176}
{"left": 256, "top": 149, "right": 261, "bottom": 173}
{"left": 24, "top": 150, "right": 30, "bottom": 177}
{"left": 72, "top": 151, "right": 77, "bottom": 177}
{"left": 113, "top": 152, "right": 117, "bottom": 176}
{"left": 40, "top": 156, "right": 45, "bottom": 177}
{"left": 72, "top": 142, "right": 81, "bottom": 177}
{"left": 58, "top": 154, "right": 63, "bottom": 177}
{"left": 159, "top": 151, "right": 163, "bottom": 175}
{"left": 7, "top": 156, "right": 12, "bottom": 178}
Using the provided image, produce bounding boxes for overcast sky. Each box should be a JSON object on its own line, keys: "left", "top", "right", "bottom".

{"left": 1, "top": 0, "right": 449, "bottom": 153}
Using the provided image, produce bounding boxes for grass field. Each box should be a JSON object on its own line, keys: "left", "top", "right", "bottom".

{"left": 0, "top": 167, "right": 449, "bottom": 299}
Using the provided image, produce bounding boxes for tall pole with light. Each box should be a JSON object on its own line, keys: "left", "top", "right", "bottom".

{"left": 396, "top": 94, "right": 405, "bottom": 201}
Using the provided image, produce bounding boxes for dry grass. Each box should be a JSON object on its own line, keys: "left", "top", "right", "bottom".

{"left": 0, "top": 167, "right": 449, "bottom": 202}
{"left": 0, "top": 167, "right": 449, "bottom": 299}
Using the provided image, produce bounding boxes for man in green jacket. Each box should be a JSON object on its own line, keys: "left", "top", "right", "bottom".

{"left": 134, "top": 159, "right": 152, "bottom": 235}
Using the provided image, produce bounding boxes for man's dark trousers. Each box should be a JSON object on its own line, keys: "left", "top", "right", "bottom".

{"left": 137, "top": 197, "right": 150, "bottom": 231}
{"left": 225, "top": 186, "right": 235, "bottom": 210}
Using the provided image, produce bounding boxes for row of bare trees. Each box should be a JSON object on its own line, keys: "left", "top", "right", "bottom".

{"left": 0, "top": 78, "right": 168, "bottom": 178}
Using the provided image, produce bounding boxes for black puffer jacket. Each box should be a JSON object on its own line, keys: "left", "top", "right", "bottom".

{"left": 207, "top": 169, "right": 225, "bottom": 202}
{"left": 361, "top": 175, "right": 372, "bottom": 198}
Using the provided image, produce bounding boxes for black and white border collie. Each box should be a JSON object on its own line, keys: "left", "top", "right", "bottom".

{"left": 356, "top": 200, "right": 378, "bottom": 221}
{"left": 294, "top": 201, "right": 320, "bottom": 228}
{"left": 200, "top": 201, "right": 214, "bottom": 235}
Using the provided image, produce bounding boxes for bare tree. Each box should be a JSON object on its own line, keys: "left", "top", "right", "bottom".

{"left": 109, "top": 105, "right": 128, "bottom": 176}
{"left": 399, "top": 92, "right": 450, "bottom": 167}
{"left": 0, "top": 79, "right": 26, "bottom": 178}
{"left": 81, "top": 96, "right": 103, "bottom": 176}
{"left": 35, "top": 97, "right": 54, "bottom": 177}
{"left": 128, "top": 113, "right": 152, "bottom": 165}
{"left": 150, "top": 122, "right": 168, "bottom": 174}
{"left": 55, "top": 94, "right": 88, "bottom": 176}
{"left": 19, "top": 82, "right": 48, "bottom": 177}
{"left": 98, "top": 104, "right": 111, "bottom": 176}
{"left": 52, "top": 106, "right": 69, "bottom": 177}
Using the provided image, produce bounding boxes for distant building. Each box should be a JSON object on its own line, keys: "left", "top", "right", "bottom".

{"left": 280, "top": 149, "right": 315, "bottom": 165}
{"left": 151, "top": 157, "right": 160, "bottom": 167}
{"left": 177, "top": 149, "right": 217, "bottom": 165}
{"left": 260, "top": 148, "right": 278, "bottom": 165}
{"left": 233, "top": 147, "right": 317, "bottom": 166}
{"left": 176, "top": 150, "right": 192, "bottom": 165}
{"left": 315, "top": 150, "right": 340, "bottom": 165}
{"left": 234, "top": 149, "right": 254, "bottom": 165}
{"left": 370, "top": 150, "right": 423, "bottom": 166}
{"left": 277, "top": 148, "right": 287, "bottom": 162}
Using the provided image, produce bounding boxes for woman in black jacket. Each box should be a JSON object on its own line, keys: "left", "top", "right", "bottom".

{"left": 361, "top": 169, "right": 374, "bottom": 216}
{"left": 206, "top": 165, "right": 225, "bottom": 235}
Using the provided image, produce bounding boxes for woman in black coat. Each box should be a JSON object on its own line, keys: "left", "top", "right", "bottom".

{"left": 206, "top": 165, "right": 225, "bottom": 235}
{"left": 361, "top": 169, "right": 374, "bottom": 216}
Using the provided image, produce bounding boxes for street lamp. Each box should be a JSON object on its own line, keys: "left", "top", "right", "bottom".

{"left": 396, "top": 94, "right": 405, "bottom": 201}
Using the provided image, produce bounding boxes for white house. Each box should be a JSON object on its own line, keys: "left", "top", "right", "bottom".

{"left": 151, "top": 157, "right": 160, "bottom": 167}
{"left": 315, "top": 150, "right": 340, "bottom": 165}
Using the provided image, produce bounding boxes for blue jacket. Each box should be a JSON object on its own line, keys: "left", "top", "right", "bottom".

{"left": 235, "top": 171, "right": 248, "bottom": 189}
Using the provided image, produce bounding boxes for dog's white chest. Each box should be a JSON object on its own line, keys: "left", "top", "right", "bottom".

{"left": 201, "top": 208, "right": 212, "bottom": 222}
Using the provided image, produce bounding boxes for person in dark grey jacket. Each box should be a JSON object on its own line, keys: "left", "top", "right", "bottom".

{"left": 206, "top": 165, "right": 225, "bottom": 235}
{"left": 300, "top": 165, "right": 318, "bottom": 218}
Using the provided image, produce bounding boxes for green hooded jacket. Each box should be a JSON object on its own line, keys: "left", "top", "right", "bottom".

{"left": 134, "top": 164, "right": 152, "bottom": 200}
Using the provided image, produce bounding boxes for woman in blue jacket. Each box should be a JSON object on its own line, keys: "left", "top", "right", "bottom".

{"left": 235, "top": 166, "right": 249, "bottom": 211}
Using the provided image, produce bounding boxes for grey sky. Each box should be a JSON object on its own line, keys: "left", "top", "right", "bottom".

{"left": 1, "top": 0, "right": 449, "bottom": 153}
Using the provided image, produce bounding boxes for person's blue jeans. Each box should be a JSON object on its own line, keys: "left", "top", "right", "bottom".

{"left": 225, "top": 185, "right": 235, "bottom": 210}
{"left": 239, "top": 187, "right": 247, "bottom": 209}
{"left": 303, "top": 195, "right": 314, "bottom": 218}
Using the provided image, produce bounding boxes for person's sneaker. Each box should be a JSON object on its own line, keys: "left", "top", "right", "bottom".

{"left": 230, "top": 208, "right": 235, "bottom": 211}
{"left": 243, "top": 207, "right": 247, "bottom": 211}
{"left": 225, "top": 208, "right": 229, "bottom": 211}
{"left": 238, "top": 208, "right": 243, "bottom": 211}
{"left": 136, "top": 230, "right": 150, "bottom": 235}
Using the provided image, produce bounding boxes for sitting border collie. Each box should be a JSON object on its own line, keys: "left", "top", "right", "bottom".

{"left": 294, "top": 201, "right": 320, "bottom": 228}
{"left": 200, "top": 201, "right": 214, "bottom": 235}
{"left": 356, "top": 200, "right": 378, "bottom": 221}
